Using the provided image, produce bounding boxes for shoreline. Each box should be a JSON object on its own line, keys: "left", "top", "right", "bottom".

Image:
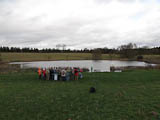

{"left": 7, "top": 59, "right": 149, "bottom": 63}
{"left": 4, "top": 59, "right": 160, "bottom": 65}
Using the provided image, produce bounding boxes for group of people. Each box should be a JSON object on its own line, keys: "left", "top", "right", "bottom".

{"left": 37, "top": 67, "right": 83, "bottom": 81}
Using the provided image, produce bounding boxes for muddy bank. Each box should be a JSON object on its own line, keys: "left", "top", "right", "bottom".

{"left": 0, "top": 62, "right": 37, "bottom": 74}
{"left": 0, "top": 62, "right": 20, "bottom": 73}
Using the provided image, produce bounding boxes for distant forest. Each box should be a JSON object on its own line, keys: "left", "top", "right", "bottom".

{"left": 0, "top": 43, "right": 160, "bottom": 56}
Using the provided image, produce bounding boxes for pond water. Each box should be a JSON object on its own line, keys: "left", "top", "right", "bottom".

{"left": 10, "top": 60, "right": 154, "bottom": 72}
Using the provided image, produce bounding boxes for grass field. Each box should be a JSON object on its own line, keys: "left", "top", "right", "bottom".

{"left": 1, "top": 53, "right": 160, "bottom": 64}
{"left": 0, "top": 70, "right": 160, "bottom": 120}
{"left": 0, "top": 52, "right": 121, "bottom": 62}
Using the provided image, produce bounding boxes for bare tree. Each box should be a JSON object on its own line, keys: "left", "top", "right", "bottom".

{"left": 62, "top": 44, "right": 66, "bottom": 51}
{"left": 56, "top": 44, "right": 61, "bottom": 50}
{"left": 118, "top": 43, "right": 137, "bottom": 58}
{"left": 56, "top": 44, "right": 66, "bottom": 51}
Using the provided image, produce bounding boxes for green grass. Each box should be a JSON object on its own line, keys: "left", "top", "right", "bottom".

{"left": 1, "top": 53, "right": 160, "bottom": 63}
{"left": 1, "top": 53, "right": 121, "bottom": 62}
{"left": 0, "top": 70, "right": 160, "bottom": 120}
{"left": 1, "top": 53, "right": 92, "bottom": 62}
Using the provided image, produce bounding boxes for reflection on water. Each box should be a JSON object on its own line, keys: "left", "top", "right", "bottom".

{"left": 10, "top": 60, "right": 153, "bottom": 72}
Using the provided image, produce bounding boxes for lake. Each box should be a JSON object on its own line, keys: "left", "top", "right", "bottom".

{"left": 10, "top": 60, "right": 154, "bottom": 72}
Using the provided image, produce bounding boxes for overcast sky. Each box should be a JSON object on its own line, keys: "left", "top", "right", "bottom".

{"left": 0, "top": 0, "right": 160, "bottom": 49}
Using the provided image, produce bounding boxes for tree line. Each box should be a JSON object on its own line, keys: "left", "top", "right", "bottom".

{"left": 0, "top": 46, "right": 116, "bottom": 53}
{"left": 0, "top": 43, "right": 160, "bottom": 59}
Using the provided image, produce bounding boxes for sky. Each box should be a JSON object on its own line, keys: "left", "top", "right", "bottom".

{"left": 0, "top": 0, "right": 160, "bottom": 49}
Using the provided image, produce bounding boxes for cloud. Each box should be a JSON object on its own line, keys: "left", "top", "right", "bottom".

{"left": 0, "top": 0, "right": 160, "bottom": 49}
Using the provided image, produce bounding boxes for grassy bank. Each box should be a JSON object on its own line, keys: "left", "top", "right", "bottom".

{"left": 0, "top": 52, "right": 120, "bottom": 62}
{"left": 0, "top": 53, "right": 160, "bottom": 64}
{"left": 0, "top": 70, "right": 160, "bottom": 120}
{"left": 143, "top": 55, "right": 160, "bottom": 64}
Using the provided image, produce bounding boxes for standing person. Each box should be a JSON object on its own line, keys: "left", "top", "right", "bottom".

{"left": 46, "top": 68, "right": 49, "bottom": 80}
{"left": 91, "top": 66, "right": 93, "bottom": 72}
{"left": 79, "top": 68, "right": 83, "bottom": 79}
{"left": 49, "top": 68, "right": 51, "bottom": 80}
{"left": 58, "top": 69, "right": 61, "bottom": 81}
{"left": 53, "top": 67, "right": 55, "bottom": 80}
{"left": 49, "top": 67, "right": 53, "bottom": 80}
{"left": 54, "top": 68, "right": 58, "bottom": 81}
{"left": 42, "top": 68, "right": 46, "bottom": 80}
{"left": 70, "top": 67, "right": 74, "bottom": 80}
{"left": 74, "top": 68, "right": 79, "bottom": 80}
{"left": 61, "top": 69, "right": 66, "bottom": 81}
{"left": 66, "top": 68, "right": 70, "bottom": 81}
{"left": 38, "top": 68, "right": 42, "bottom": 79}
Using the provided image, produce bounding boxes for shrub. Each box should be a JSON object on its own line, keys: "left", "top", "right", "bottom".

{"left": 137, "top": 55, "right": 143, "bottom": 60}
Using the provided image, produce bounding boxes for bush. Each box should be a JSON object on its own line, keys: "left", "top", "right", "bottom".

{"left": 137, "top": 55, "right": 143, "bottom": 60}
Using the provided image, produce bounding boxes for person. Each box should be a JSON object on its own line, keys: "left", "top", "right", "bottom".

{"left": 66, "top": 68, "right": 70, "bottom": 81}
{"left": 79, "top": 68, "right": 83, "bottom": 79}
{"left": 49, "top": 68, "right": 51, "bottom": 80}
{"left": 58, "top": 69, "right": 61, "bottom": 81}
{"left": 46, "top": 68, "right": 49, "bottom": 80}
{"left": 61, "top": 69, "right": 66, "bottom": 81}
{"left": 74, "top": 68, "right": 79, "bottom": 80}
{"left": 70, "top": 67, "right": 74, "bottom": 80}
{"left": 54, "top": 68, "right": 58, "bottom": 81}
{"left": 91, "top": 66, "right": 93, "bottom": 72}
{"left": 49, "top": 67, "right": 53, "bottom": 80}
{"left": 42, "top": 68, "right": 46, "bottom": 80}
{"left": 38, "top": 68, "right": 42, "bottom": 79}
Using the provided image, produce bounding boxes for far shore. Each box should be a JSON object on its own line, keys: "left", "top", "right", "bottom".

{"left": 0, "top": 52, "right": 160, "bottom": 64}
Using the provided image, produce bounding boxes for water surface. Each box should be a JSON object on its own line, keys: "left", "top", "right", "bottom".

{"left": 10, "top": 60, "right": 153, "bottom": 72}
